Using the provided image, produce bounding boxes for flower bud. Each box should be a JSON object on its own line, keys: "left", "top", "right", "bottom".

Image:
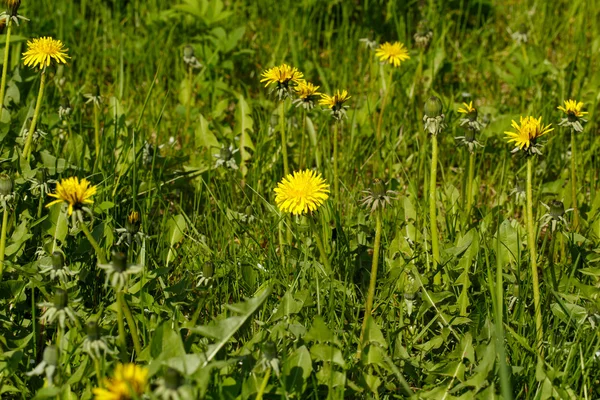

{"left": 43, "top": 345, "right": 58, "bottom": 366}
{"left": 549, "top": 200, "right": 565, "bottom": 219}
{"left": 86, "top": 321, "right": 101, "bottom": 341}
{"left": 0, "top": 173, "right": 12, "bottom": 196}
{"left": 424, "top": 96, "right": 443, "bottom": 118}
{"left": 126, "top": 211, "right": 140, "bottom": 234}
{"left": 466, "top": 107, "right": 478, "bottom": 121}
{"left": 51, "top": 251, "right": 65, "bottom": 270}
{"left": 60, "top": 96, "right": 71, "bottom": 110}
{"left": 184, "top": 45, "right": 195, "bottom": 59}
{"left": 112, "top": 251, "right": 128, "bottom": 272}
{"left": 262, "top": 341, "right": 277, "bottom": 360}
{"left": 203, "top": 261, "right": 214, "bottom": 278}
{"left": 164, "top": 367, "right": 183, "bottom": 390}
{"left": 92, "top": 83, "right": 101, "bottom": 98}
{"left": 53, "top": 288, "right": 68, "bottom": 310}
{"left": 7, "top": 0, "right": 21, "bottom": 16}
{"left": 371, "top": 178, "right": 386, "bottom": 197}
{"left": 464, "top": 128, "right": 476, "bottom": 143}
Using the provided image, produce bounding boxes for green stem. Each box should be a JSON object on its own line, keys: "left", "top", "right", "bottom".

{"left": 430, "top": 135, "right": 441, "bottom": 285}
{"left": 0, "top": 203, "right": 8, "bottom": 280}
{"left": 333, "top": 121, "right": 339, "bottom": 204}
{"left": 309, "top": 216, "right": 331, "bottom": 274}
{"left": 570, "top": 130, "right": 579, "bottom": 230}
{"left": 375, "top": 68, "right": 393, "bottom": 144}
{"left": 185, "top": 65, "right": 193, "bottom": 133}
{"left": 115, "top": 291, "right": 127, "bottom": 358}
{"left": 94, "top": 358, "right": 103, "bottom": 384}
{"left": 466, "top": 151, "right": 475, "bottom": 214}
{"left": 280, "top": 100, "right": 289, "bottom": 176}
{"left": 118, "top": 291, "right": 143, "bottom": 356}
{"left": 299, "top": 111, "right": 306, "bottom": 169}
{"left": 79, "top": 222, "right": 107, "bottom": 264}
{"left": 358, "top": 212, "right": 382, "bottom": 355}
{"left": 23, "top": 70, "right": 47, "bottom": 161}
{"left": 94, "top": 105, "right": 101, "bottom": 169}
{"left": 0, "top": 19, "right": 12, "bottom": 116}
{"left": 526, "top": 157, "right": 544, "bottom": 360}
{"left": 255, "top": 367, "right": 272, "bottom": 400}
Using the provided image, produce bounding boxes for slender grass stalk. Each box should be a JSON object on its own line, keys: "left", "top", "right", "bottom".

{"left": 0, "top": 203, "right": 9, "bottom": 280}
{"left": 0, "top": 19, "right": 12, "bottom": 115}
{"left": 280, "top": 100, "right": 289, "bottom": 176}
{"left": 570, "top": 130, "right": 579, "bottom": 230}
{"left": 526, "top": 157, "right": 544, "bottom": 359}
{"left": 118, "top": 291, "right": 142, "bottom": 356}
{"left": 358, "top": 211, "right": 382, "bottom": 355}
{"left": 430, "top": 134, "right": 441, "bottom": 285}
{"left": 79, "top": 222, "right": 107, "bottom": 264}
{"left": 23, "top": 71, "right": 48, "bottom": 161}
{"left": 115, "top": 291, "right": 127, "bottom": 357}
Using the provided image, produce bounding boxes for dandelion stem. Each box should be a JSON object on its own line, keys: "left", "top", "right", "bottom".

{"left": 375, "top": 68, "right": 393, "bottom": 144}
{"left": 570, "top": 130, "right": 579, "bottom": 230}
{"left": 333, "top": 121, "right": 339, "bottom": 204}
{"left": 309, "top": 216, "right": 331, "bottom": 274}
{"left": 526, "top": 157, "right": 544, "bottom": 360}
{"left": 299, "top": 111, "right": 306, "bottom": 169}
{"left": 94, "top": 358, "right": 103, "bottom": 384}
{"left": 0, "top": 203, "right": 9, "bottom": 280}
{"left": 280, "top": 100, "right": 289, "bottom": 176}
{"left": 115, "top": 291, "right": 127, "bottom": 358}
{"left": 118, "top": 291, "right": 143, "bottom": 357}
{"left": 255, "top": 367, "right": 271, "bottom": 400}
{"left": 0, "top": 19, "right": 12, "bottom": 116}
{"left": 93, "top": 104, "right": 101, "bottom": 169}
{"left": 23, "top": 70, "right": 47, "bottom": 161}
{"left": 185, "top": 65, "right": 193, "bottom": 133}
{"left": 79, "top": 222, "right": 107, "bottom": 264}
{"left": 358, "top": 211, "right": 382, "bottom": 356}
{"left": 465, "top": 151, "right": 475, "bottom": 223}
{"left": 430, "top": 135, "right": 441, "bottom": 285}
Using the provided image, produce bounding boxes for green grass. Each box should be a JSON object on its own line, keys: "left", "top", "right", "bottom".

{"left": 0, "top": 0, "right": 599, "bottom": 398}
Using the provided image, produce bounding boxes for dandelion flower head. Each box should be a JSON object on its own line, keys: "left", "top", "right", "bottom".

{"left": 22, "top": 37, "right": 69, "bottom": 69}
{"left": 505, "top": 116, "right": 553, "bottom": 151}
{"left": 46, "top": 177, "right": 97, "bottom": 216}
{"left": 93, "top": 363, "right": 148, "bottom": 400}
{"left": 375, "top": 41, "right": 410, "bottom": 67}
{"left": 557, "top": 99, "right": 587, "bottom": 118}
{"left": 274, "top": 170, "right": 330, "bottom": 215}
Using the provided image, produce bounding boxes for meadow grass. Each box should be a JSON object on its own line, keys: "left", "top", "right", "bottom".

{"left": 0, "top": 0, "right": 599, "bottom": 398}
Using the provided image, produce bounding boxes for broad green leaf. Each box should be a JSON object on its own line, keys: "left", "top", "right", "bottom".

{"left": 310, "top": 343, "right": 345, "bottom": 367}
{"left": 283, "top": 345, "right": 312, "bottom": 394}
{"left": 165, "top": 214, "right": 187, "bottom": 267}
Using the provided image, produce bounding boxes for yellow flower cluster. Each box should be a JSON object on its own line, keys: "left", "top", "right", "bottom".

{"left": 93, "top": 363, "right": 148, "bottom": 400}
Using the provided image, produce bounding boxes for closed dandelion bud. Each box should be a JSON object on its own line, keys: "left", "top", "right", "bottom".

{"left": 184, "top": 45, "right": 195, "bottom": 59}
{"left": 466, "top": 108, "right": 477, "bottom": 121}
{"left": 7, "top": 0, "right": 21, "bottom": 16}
{"left": 464, "top": 128, "right": 476, "bottom": 143}
{"left": 51, "top": 251, "right": 65, "bottom": 270}
{"left": 43, "top": 345, "right": 59, "bottom": 366}
{"left": 126, "top": 211, "right": 140, "bottom": 234}
{"left": 86, "top": 321, "right": 101, "bottom": 341}
{"left": 53, "top": 288, "right": 68, "bottom": 310}
{"left": 518, "top": 23, "right": 527, "bottom": 35}
{"left": 60, "top": 96, "right": 70, "bottom": 110}
{"left": 262, "top": 341, "right": 277, "bottom": 360}
{"left": 203, "top": 261, "right": 214, "bottom": 278}
{"left": 220, "top": 146, "right": 233, "bottom": 161}
{"left": 550, "top": 200, "right": 565, "bottom": 219}
{"left": 371, "top": 178, "right": 386, "bottom": 197}
{"left": 92, "top": 83, "right": 100, "bottom": 98}
{"left": 112, "top": 251, "right": 128, "bottom": 272}
{"left": 424, "top": 96, "right": 443, "bottom": 118}
{"left": 164, "top": 367, "right": 183, "bottom": 390}
{"left": 0, "top": 173, "right": 12, "bottom": 196}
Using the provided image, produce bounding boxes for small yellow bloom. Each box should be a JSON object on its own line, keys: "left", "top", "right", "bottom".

{"left": 295, "top": 80, "right": 321, "bottom": 99}
{"left": 505, "top": 116, "right": 553, "bottom": 151}
{"left": 260, "top": 64, "right": 303, "bottom": 87}
{"left": 22, "top": 37, "right": 69, "bottom": 69}
{"left": 93, "top": 363, "right": 148, "bottom": 400}
{"left": 375, "top": 41, "right": 410, "bottom": 68}
{"left": 274, "top": 170, "right": 330, "bottom": 215}
{"left": 128, "top": 211, "right": 140, "bottom": 225}
{"left": 46, "top": 177, "right": 97, "bottom": 216}
{"left": 319, "top": 90, "right": 350, "bottom": 109}
{"left": 557, "top": 99, "right": 587, "bottom": 118}
{"left": 457, "top": 101, "right": 476, "bottom": 114}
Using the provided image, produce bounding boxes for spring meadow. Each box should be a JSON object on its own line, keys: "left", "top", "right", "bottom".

{"left": 0, "top": 0, "right": 599, "bottom": 398}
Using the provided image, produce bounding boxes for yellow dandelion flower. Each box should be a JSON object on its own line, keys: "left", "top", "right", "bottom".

{"left": 504, "top": 116, "right": 553, "bottom": 151}
{"left": 22, "top": 37, "right": 69, "bottom": 69}
{"left": 375, "top": 41, "right": 410, "bottom": 68}
{"left": 295, "top": 80, "right": 321, "bottom": 99}
{"left": 457, "top": 101, "right": 476, "bottom": 114}
{"left": 274, "top": 170, "right": 330, "bottom": 215}
{"left": 128, "top": 211, "right": 140, "bottom": 225}
{"left": 93, "top": 363, "right": 148, "bottom": 400}
{"left": 319, "top": 90, "right": 350, "bottom": 109}
{"left": 260, "top": 64, "right": 303, "bottom": 87}
{"left": 557, "top": 99, "right": 587, "bottom": 118}
{"left": 46, "top": 177, "right": 97, "bottom": 216}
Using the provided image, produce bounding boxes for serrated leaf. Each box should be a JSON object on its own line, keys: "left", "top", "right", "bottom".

{"left": 283, "top": 345, "right": 312, "bottom": 394}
